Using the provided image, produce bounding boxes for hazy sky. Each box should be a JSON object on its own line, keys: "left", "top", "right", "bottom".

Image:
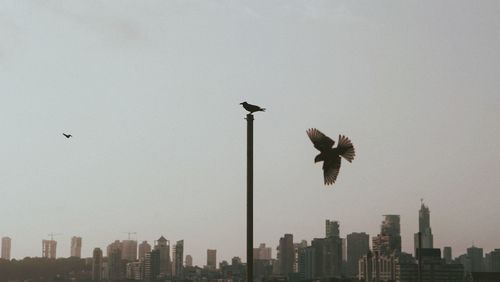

{"left": 1, "top": 1, "right": 499, "bottom": 265}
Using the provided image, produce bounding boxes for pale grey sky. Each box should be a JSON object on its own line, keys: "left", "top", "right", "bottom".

{"left": 1, "top": 1, "right": 499, "bottom": 265}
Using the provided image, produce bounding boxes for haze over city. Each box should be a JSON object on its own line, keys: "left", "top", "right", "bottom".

{"left": 1, "top": 0, "right": 499, "bottom": 268}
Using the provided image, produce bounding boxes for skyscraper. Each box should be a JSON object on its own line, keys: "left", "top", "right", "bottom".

{"left": 107, "top": 241, "right": 123, "bottom": 280}
{"left": 443, "top": 246, "right": 452, "bottom": 263}
{"left": 92, "top": 248, "right": 103, "bottom": 281}
{"left": 414, "top": 201, "right": 434, "bottom": 256}
{"left": 172, "top": 240, "right": 184, "bottom": 277}
{"left": 185, "top": 255, "right": 193, "bottom": 267}
{"left": 372, "top": 215, "right": 401, "bottom": 256}
{"left": 154, "top": 236, "right": 171, "bottom": 275}
{"left": 311, "top": 236, "right": 343, "bottom": 278}
{"left": 121, "top": 240, "right": 138, "bottom": 261}
{"left": 42, "top": 239, "right": 57, "bottom": 259}
{"left": 70, "top": 236, "right": 82, "bottom": 258}
{"left": 326, "top": 220, "right": 340, "bottom": 238}
{"left": 278, "top": 234, "right": 294, "bottom": 275}
{"left": 346, "top": 232, "right": 369, "bottom": 277}
{"left": 467, "top": 246, "right": 484, "bottom": 272}
{"left": 207, "top": 249, "right": 217, "bottom": 270}
{"left": 1, "top": 237, "right": 11, "bottom": 260}
{"left": 139, "top": 241, "right": 152, "bottom": 261}
{"left": 254, "top": 243, "right": 272, "bottom": 260}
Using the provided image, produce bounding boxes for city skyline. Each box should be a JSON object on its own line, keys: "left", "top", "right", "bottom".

{"left": 1, "top": 0, "right": 499, "bottom": 268}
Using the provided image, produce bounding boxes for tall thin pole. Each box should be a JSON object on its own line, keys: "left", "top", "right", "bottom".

{"left": 246, "top": 113, "right": 254, "bottom": 282}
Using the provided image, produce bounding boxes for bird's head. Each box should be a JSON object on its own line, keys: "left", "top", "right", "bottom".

{"left": 240, "top": 101, "right": 247, "bottom": 105}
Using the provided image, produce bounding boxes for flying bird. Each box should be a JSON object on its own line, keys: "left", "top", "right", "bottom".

{"left": 240, "top": 101, "right": 265, "bottom": 113}
{"left": 63, "top": 133, "right": 72, "bottom": 138}
{"left": 306, "top": 128, "right": 355, "bottom": 185}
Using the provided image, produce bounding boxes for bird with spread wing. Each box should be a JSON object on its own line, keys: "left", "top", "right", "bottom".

{"left": 306, "top": 128, "right": 355, "bottom": 185}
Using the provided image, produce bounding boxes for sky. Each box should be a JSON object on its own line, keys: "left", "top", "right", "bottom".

{"left": 0, "top": 0, "right": 499, "bottom": 266}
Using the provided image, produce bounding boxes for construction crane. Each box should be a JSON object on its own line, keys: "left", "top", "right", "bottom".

{"left": 122, "top": 232, "right": 137, "bottom": 240}
{"left": 47, "top": 233, "right": 62, "bottom": 241}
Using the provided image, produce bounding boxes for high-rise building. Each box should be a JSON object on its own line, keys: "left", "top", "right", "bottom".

{"left": 154, "top": 236, "right": 171, "bottom": 276}
{"left": 139, "top": 241, "right": 151, "bottom": 261}
{"left": 443, "top": 246, "right": 452, "bottom": 263}
{"left": 207, "top": 249, "right": 217, "bottom": 270}
{"left": 107, "top": 240, "right": 123, "bottom": 280}
{"left": 467, "top": 246, "right": 484, "bottom": 272}
{"left": 42, "top": 240, "right": 57, "bottom": 259}
{"left": 173, "top": 240, "right": 184, "bottom": 277}
{"left": 373, "top": 215, "right": 401, "bottom": 256}
{"left": 326, "top": 220, "right": 340, "bottom": 238}
{"left": 92, "top": 248, "right": 103, "bottom": 281}
{"left": 144, "top": 249, "right": 161, "bottom": 282}
{"left": 278, "top": 234, "right": 294, "bottom": 276}
{"left": 311, "top": 236, "right": 343, "bottom": 278}
{"left": 346, "top": 232, "right": 369, "bottom": 277}
{"left": 185, "top": 255, "right": 193, "bottom": 267}
{"left": 293, "top": 240, "right": 308, "bottom": 273}
{"left": 254, "top": 243, "right": 272, "bottom": 260}
{"left": 414, "top": 201, "right": 434, "bottom": 256}
{"left": 70, "top": 236, "right": 82, "bottom": 258}
{"left": 121, "top": 240, "right": 138, "bottom": 261}
{"left": 486, "top": 249, "right": 500, "bottom": 272}
{"left": 1, "top": 237, "right": 11, "bottom": 260}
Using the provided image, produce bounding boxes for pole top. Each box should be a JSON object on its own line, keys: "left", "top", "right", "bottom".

{"left": 245, "top": 113, "right": 254, "bottom": 121}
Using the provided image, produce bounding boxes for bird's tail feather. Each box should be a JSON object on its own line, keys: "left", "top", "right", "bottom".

{"left": 338, "top": 135, "right": 355, "bottom": 162}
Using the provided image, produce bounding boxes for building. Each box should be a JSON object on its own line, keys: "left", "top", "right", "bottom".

{"left": 173, "top": 240, "right": 184, "bottom": 277}
{"left": 70, "top": 236, "right": 82, "bottom": 258}
{"left": 42, "top": 239, "right": 57, "bottom": 259}
{"left": 486, "top": 249, "right": 500, "bottom": 272}
{"left": 154, "top": 236, "right": 171, "bottom": 276}
{"left": 92, "top": 248, "right": 103, "bottom": 281}
{"left": 278, "top": 234, "right": 294, "bottom": 276}
{"left": 373, "top": 215, "right": 401, "bottom": 256}
{"left": 121, "top": 240, "right": 138, "bottom": 261}
{"left": 395, "top": 248, "right": 464, "bottom": 281}
{"left": 310, "top": 236, "right": 343, "bottom": 278}
{"left": 144, "top": 249, "right": 161, "bottom": 282}
{"left": 413, "top": 201, "right": 434, "bottom": 256}
{"left": 108, "top": 240, "right": 124, "bottom": 280}
{"left": 254, "top": 243, "right": 272, "bottom": 260}
{"left": 467, "top": 246, "right": 484, "bottom": 272}
{"left": 293, "top": 240, "right": 307, "bottom": 273}
{"left": 346, "top": 232, "right": 369, "bottom": 277}
{"left": 207, "top": 249, "right": 217, "bottom": 270}
{"left": 126, "top": 261, "right": 142, "bottom": 280}
{"left": 139, "top": 241, "right": 151, "bottom": 261}
{"left": 1, "top": 237, "right": 11, "bottom": 260}
{"left": 185, "top": 254, "right": 193, "bottom": 267}
{"left": 443, "top": 246, "right": 452, "bottom": 263}
{"left": 326, "top": 220, "right": 340, "bottom": 238}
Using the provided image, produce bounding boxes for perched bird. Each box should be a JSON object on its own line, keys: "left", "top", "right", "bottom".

{"left": 63, "top": 133, "right": 72, "bottom": 138}
{"left": 306, "top": 128, "right": 355, "bottom": 185}
{"left": 240, "top": 101, "right": 265, "bottom": 113}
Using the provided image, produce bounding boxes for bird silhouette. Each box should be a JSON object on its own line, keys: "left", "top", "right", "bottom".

{"left": 63, "top": 133, "right": 72, "bottom": 138}
{"left": 306, "top": 128, "right": 355, "bottom": 185}
{"left": 240, "top": 102, "right": 265, "bottom": 113}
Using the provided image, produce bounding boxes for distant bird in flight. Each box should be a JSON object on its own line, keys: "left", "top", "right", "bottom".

{"left": 62, "top": 133, "right": 72, "bottom": 139}
{"left": 240, "top": 101, "right": 265, "bottom": 113}
{"left": 306, "top": 128, "right": 355, "bottom": 186}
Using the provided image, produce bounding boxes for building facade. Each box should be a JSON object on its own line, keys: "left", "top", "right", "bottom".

{"left": 207, "top": 249, "right": 217, "bottom": 270}
{"left": 70, "top": 236, "right": 82, "bottom": 258}
{"left": 414, "top": 201, "right": 434, "bottom": 256}
{"left": 42, "top": 239, "right": 57, "bottom": 259}
{"left": 1, "top": 237, "right": 11, "bottom": 260}
{"left": 347, "top": 232, "right": 370, "bottom": 277}
{"left": 92, "top": 248, "right": 103, "bottom": 281}
{"left": 278, "top": 234, "right": 294, "bottom": 276}
{"left": 139, "top": 241, "right": 151, "bottom": 261}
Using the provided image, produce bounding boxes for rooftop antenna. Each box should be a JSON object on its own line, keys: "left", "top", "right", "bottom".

{"left": 48, "top": 233, "right": 62, "bottom": 241}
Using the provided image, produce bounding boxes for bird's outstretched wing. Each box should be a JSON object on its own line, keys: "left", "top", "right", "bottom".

{"left": 337, "top": 135, "right": 355, "bottom": 162}
{"left": 323, "top": 154, "right": 341, "bottom": 185}
{"left": 307, "top": 128, "right": 335, "bottom": 152}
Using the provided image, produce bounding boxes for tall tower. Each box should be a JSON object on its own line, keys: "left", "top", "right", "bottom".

{"left": 326, "top": 220, "right": 340, "bottom": 238}
{"left": 42, "top": 240, "right": 57, "bottom": 259}
{"left": 154, "top": 236, "right": 171, "bottom": 275}
{"left": 278, "top": 234, "right": 294, "bottom": 275}
{"left": 173, "top": 240, "right": 184, "bottom": 277}
{"left": 121, "top": 240, "right": 138, "bottom": 261}
{"left": 346, "top": 232, "right": 370, "bottom": 277}
{"left": 443, "top": 246, "right": 452, "bottom": 263}
{"left": 70, "top": 236, "right": 82, "bottom": 258}
{"left": 185, "top": 255, "right": 193, "bottom": 267}
{"left": 207, "top": 249, "right": 217, "bottom": 270}
{"left": 414, "top": 200, "right": 434, "bottom": 256}
{"left": 138, "top": 241, "right": 152, "bottom": 261}
{"left": 372, "top": 215, "right": 401, "bottom": 255}
{"left": 92, "top": 248, "right": 103, "bottom": 281}
{"left": 1, "top": 237, "right": 11, "bottom": 260}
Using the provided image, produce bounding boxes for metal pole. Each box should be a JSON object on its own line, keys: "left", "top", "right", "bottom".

{"left": 246, "top": 113, "right": 254, "bottom": 282}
